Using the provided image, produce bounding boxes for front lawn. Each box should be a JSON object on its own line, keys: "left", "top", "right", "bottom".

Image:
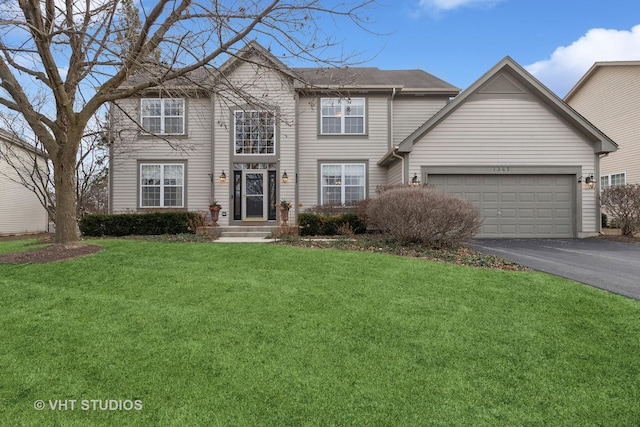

{"left": 1, "top": 239, "right": 639, "bottom": 426}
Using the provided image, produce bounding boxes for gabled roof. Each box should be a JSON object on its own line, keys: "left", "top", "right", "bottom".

{"left": 121, "top": 41, "right": 459, "bottom": 95}
{"left": 383, "top": 56, "right": 617, "bottom": 164}
{"left": 293, "top": 67, "right": 459, "bottom": 95}
{"left": 564, "top": 61, "right": 640, "bottom": 101}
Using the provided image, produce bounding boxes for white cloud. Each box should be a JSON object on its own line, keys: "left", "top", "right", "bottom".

{"left": 418, "top": 0, "right": 503, "bottom": 12}
{"left": 526, "top": 25, "right": 640, "bottom": 96}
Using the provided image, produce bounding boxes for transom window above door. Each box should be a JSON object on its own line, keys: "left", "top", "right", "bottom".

{"left": 320, "top": 98, "right": 365, "bottom": 135}
{"left": 140, "top": 98, "right": 185, "bottom": 135}
{"left": 234, "top": 110, "right": 276, "bottom": 155}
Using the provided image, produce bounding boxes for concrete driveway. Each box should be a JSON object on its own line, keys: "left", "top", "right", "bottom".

{"left": 470, "top": 238, "right": 640, "bottom": 300}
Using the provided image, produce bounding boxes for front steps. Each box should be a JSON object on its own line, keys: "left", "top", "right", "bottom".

{"left": 197, "top": 225, "right": 278, "bottom": 239}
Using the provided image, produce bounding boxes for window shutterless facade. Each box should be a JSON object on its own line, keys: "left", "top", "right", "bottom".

{"left": 320, "top": 98, "right": 365, "bottom": 135}
{"left": 600, "top": 172, "right": 626, "bottom": 189}
{"left": 234, "top": 110, "right": 276, "bottom": 155}
{"left": 321, "top": 163, "right": 366, "bottom": 205}
{"left": 141, "top": 99, "right": 185, "bottom": 135}
{"left": 140, "top": 163, "right": 184, "bottom": 208}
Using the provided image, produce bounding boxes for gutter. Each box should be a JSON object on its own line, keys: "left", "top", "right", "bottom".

{"left": 390, "top": 147, "right": 405, "bottom": 184}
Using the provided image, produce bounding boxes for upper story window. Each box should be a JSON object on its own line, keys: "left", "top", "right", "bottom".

{"left": 600, "top": 172, "right": 626, "bottom": 189}
{"left": 140, "top": 163, "right": 184, "bottom": 208}
{"left": 321, "top": 98, "right": 365, "bottom": 135}
{"left": 234, "top": 110, "right": 276, "bottom": 155}
{"left": 141, "top": 98, "right": 185, "bottom": 135}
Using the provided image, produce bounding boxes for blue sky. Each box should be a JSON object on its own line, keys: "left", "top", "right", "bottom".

{"left": 318, "top": 0, "right": 640, "bottom": 97}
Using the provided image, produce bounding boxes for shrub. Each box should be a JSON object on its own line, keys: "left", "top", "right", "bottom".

{"left": 599, "top": 184, "right": 640, "bottom": 236}
{"left": 79, "top": 211, "right": 204, "bottom": 237}
{"left": 366, "top": 186, "right": 482, "bottom": 247}
{"left": 601, "top": 212, "right": 608, "bottom": 228}
{"left": 298, "top": 212, "right": 367, "bottom": 236}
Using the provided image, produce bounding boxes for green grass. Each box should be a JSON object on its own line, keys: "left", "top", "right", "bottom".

{"left": 1, "top": 239, "right": 639, "bottom": 426}
{"left": 0, "top": 239, "right": 48, "bottom": 255}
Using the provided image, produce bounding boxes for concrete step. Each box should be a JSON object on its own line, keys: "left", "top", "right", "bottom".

{"left": 220, "top": 231, "right": 273, "bottom": 238}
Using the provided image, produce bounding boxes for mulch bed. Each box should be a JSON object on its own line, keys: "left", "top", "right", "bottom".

{"left": 0, "top": 243, "right": 104, "bottom": 264}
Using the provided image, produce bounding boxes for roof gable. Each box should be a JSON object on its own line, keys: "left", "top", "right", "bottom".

{"left": 564, "top": 61, "right": 640, "bottom": 101}
{"left": 395, "top": 56, "right": 617, "bottom": 155}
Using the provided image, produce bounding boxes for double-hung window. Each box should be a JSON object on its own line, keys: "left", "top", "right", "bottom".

{"left": 141, "top": 98, "right": 185, "bottom": 135}
{"left": 321, "top": 98, "right": 365, "bottom": 135}
{"left": 600, "top": 172, "right": 626, "bottom": 189}
{"left": 234, "top": 110, "right": 276, "bottom": 155}
{"left": 140, "top": 163, "right": 184, "bottom": 207}
{"left": 321, "top": 163, "right": 366, "bottom": 205}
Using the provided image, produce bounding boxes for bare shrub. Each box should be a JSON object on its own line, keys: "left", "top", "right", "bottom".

{"left": 273, "top": 225, "right": 300, "bottom": 239}
{"left": 336, "top": 222, "right": 355, "bottom": 237}
{"left": 366, "top": 186, "right": 482, "bottom": 247}
{"left": 599, "top": 184, "right": 640, "bottom": 235}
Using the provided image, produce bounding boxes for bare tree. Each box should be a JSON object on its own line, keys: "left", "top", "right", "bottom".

{"left": 0, "top": 0, "right": 376, "bottom": 245}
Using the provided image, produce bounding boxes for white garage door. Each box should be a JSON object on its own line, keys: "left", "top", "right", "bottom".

{"left": 428, "top": 174, "right": 574, "bottom": 238}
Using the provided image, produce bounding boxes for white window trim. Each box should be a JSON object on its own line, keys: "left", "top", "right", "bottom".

{"left": 600, "top": 172, "right": 626, "bottom": 189}
{"left": 140, "top": 98, "right": 185, "bottom": 135}
{"left": 234, "top": 110, "right": 277, "bottom": 155}
{"left": 320, "top": 98, "right": 365, "bottom": 135}
{"left": 139, "top": 163, "right": 185, "bottom": 208}
{"left": 320, "top": 163, "right": 366, "bottom": 205}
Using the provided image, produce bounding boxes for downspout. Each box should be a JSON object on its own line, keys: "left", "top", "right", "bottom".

{"left": 389, "top": 87, "right": 405, "bottom": 184}
{"left": 391, "top": 147, "right": 405, "bottom": 185}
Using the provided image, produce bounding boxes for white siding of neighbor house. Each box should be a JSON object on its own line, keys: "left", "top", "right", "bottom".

{"left": 392, "top": 96, "right": 450, "bottom": 147}
{"left": 297, "top": 93, "right": 390, "bottom": 210}
{"left": 0, "top": 142, "right": 48, "bottom": 234}
{"left": 566, "top": 64, "right": 640, "bottom": 185}
{"left": 211, "top": 60, "right": 297, "bottom": 226}
{"left": 110, "top": 94, "right": 213, "bottom": 218}
{"left": 408, "top": 95, "right": 599, "bottom": 235}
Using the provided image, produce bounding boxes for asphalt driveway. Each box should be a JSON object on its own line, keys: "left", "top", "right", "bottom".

{"left": 470, "top": 238, "right": 640, "bottom": 300}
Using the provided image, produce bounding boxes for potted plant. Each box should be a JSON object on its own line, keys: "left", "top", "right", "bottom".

{"left": 209, "top": 201, "right": 222, "bottom": 226}
{"left": 278, "top": 200, "right": 292, "bottom": 225}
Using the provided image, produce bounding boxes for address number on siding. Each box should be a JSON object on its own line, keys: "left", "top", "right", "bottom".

{"left": 492, "top": 167, "right": 510, "bottom": 173}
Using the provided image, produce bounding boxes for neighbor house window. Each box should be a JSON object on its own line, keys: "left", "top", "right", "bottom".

{"left": 234, "top": 110, "right": 276, "bottom": 155}
{"left": 140, "top": 163, "right": 184, "bottom": 207}
{"left": 141, "top": 98, "right": 185, "bottom": 135}
{"left": 321, "top": 98, "right": 365, "bottom": 135}
{"left": 321, "top": 163, "right": 366, "bottom": 205}
{"left": 600, "top": 172, "right": 626, "bottom": 189}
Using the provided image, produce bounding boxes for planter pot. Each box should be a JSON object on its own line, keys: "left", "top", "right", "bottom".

{"left": 209, "top": 207, "right": 220, "bottom": 226}
{"left": 279, "top": 207, "right": 290, "bottom": 225}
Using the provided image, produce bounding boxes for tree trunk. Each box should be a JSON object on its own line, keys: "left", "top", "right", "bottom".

{"left": 52, "top": 152, "right": 80, "bottom": 245}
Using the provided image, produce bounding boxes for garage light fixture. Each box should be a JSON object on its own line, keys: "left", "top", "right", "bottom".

{"left": 580, "top": 174, "right": 595, "bottom": 189}
{"left": 411, "top": 173, "right": 421, "bottom": 186}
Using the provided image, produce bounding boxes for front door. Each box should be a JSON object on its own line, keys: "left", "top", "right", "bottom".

{"left": 242, "top": 170, "right": 268, "bottom": 221}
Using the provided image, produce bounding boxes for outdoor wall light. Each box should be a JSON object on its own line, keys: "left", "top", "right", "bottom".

{"left": 411, "top": 173, "right": 421, "bottom": 186}
{"left": 585, "top": 174, "right": 595, "bottom": 189}
{"left": 219, "top": 170, "right": 227, "bottom": 183}
{"left": 281, "top": 171, "right": 289, "bottom": 183}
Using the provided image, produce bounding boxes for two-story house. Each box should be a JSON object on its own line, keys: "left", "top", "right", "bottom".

{"left": 110, "top": 42, "right": 617, "bottom": 238}
{"left": 565, "top": 61, "right": 640, "bottom": 188}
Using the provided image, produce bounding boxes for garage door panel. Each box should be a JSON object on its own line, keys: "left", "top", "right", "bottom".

{"left": 429, "top": 174, "right": 574, "bottom": 238}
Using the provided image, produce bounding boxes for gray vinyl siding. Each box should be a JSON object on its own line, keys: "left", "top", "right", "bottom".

{"left": 392, "top": 96, "right": 449, "bottom": 147}
{"left": 298, "top": 94, "right": 390, "bottom": 209}
{"left": 566, "top": 65, "right": 640, "bottom": 185}
{"left": 211, "top": 60, "right": 297, "bottom": 225}
{"left": 386, "top": 158, "right": 404, "bottom": 185}
{"left": 408, "top": 95, "right": 599, "bottom": 235}
{"left": 0, "top": 143, "right": 48, "bottom": 234}
{"left": 110, "top": 95, "right": 213, "bottom": 215}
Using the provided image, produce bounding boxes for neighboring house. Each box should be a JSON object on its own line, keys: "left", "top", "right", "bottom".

{"left": 565, "top": 61, "right": 640, "bottom": 189}
{"left": 0, "top": 130, "right": 49, "bottom": 235}
{"left": 110, "top": 42, "right": 616, "bottom": 238}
